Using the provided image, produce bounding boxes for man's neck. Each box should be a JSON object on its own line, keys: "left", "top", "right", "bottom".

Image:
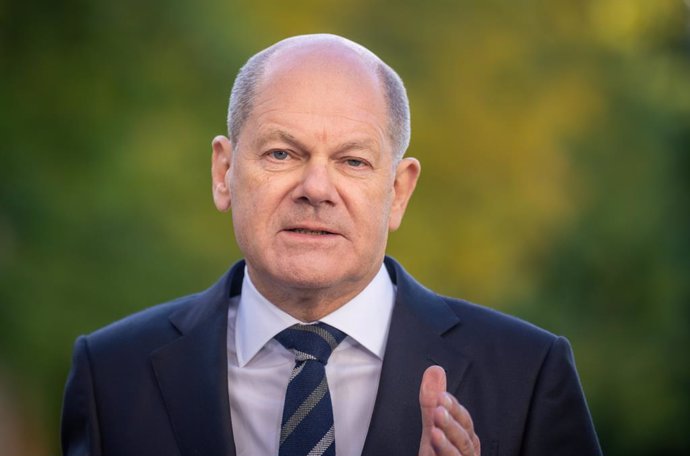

{"left": 246, "top": 267, "right": 380, "bottom": 322}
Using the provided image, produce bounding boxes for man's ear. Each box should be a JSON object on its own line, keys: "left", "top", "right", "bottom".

{"left": 211, "top": 135, "right": 233, "bottom": 212}
{"left": 389, "top": 157, "right": 421, "bottom": 231}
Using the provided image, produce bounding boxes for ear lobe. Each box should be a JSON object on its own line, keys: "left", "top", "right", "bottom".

{"left": 389, "top": 157, "right": 421, "bottom": 231}
{"left": 211, "top": 135, "right": 233, "bottom": 212}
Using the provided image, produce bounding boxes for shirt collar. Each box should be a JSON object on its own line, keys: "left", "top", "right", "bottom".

{"left": 236, "top": 263, "right": 395, "bottom": 367}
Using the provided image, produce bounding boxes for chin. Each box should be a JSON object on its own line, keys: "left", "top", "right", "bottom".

{"left": 272, "top": 255, "right": 356, "bottom": 290}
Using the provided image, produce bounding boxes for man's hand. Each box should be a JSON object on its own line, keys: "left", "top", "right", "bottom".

{"left": 419, "top": 366, "right": 481, "bottom": 456}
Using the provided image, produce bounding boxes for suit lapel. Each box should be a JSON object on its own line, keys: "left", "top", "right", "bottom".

{"left": 361, "top": 258, "right": 471, "bottom": 456}
{"left": 150, "top": 262, "right": 245, "bottom": 456}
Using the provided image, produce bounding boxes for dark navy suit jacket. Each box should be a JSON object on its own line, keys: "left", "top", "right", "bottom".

{"left": 61, "top": 257, "right": 602, "bottom": 455}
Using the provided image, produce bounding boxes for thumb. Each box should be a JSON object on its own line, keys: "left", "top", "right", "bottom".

{"left": 420, "top": 365, "right": 447, "bottom": 408}
{"left": 419, "top": 365, "right": 447, "bottom": 455}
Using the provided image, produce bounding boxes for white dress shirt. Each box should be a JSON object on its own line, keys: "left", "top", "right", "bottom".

{"left": 226, "top": 264, "right": 395, "bottom": 456}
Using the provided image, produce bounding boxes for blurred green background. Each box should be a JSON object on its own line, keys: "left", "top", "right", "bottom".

{"left": 1, "top": 0, "right": 689, "bottom": 454}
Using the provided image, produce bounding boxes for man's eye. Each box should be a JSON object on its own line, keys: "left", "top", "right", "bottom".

{"left": 270, "top": 150, "right": 289, "bottom": 160}
{"left": 346, "top": 159, "right": 365, "bottom": 167}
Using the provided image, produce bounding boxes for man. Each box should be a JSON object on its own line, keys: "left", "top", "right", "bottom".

{"left": 61, "top": 34, "right": 602, "bottom": 456}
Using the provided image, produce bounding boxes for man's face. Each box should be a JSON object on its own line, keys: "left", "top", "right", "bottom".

{"left": 213, "top": 44, "right": 419, "bottom": 307}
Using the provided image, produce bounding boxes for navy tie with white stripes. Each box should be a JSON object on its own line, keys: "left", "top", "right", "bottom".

{"left": 274, "top": 322, "right": 347, "bottom": 456}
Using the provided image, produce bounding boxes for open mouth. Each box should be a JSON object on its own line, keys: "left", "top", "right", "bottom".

{"left": 287, "top": 228, "right": 335, "bottom": 235}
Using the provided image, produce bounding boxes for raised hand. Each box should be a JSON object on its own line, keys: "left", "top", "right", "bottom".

{"left": 419, "top": 366, "right": 481, "bottom": 456}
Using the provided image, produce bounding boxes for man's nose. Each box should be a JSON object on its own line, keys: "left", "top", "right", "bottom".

{"left": 291, "top": 160, "right": 337, "bottom": 206}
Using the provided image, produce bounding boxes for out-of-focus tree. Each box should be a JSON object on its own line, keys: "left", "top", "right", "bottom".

{"left": 0, "top": 0, "right": 688, "bottom": 454}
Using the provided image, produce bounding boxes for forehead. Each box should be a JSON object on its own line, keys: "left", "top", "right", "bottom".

{"left": 244, "top": 43, "right": 390, "bottom": 143}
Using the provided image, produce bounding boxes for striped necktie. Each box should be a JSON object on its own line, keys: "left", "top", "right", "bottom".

{"left": 274, "top": 322, "right": 347, "bottom": 456}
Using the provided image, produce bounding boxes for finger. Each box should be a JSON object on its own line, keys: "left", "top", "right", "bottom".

{"left": 473, "top": 433, "right": 481, "bottom": 455}
{"left": 431, "top": 426, "right": 462, "bottom": 455}
{"left": 433, "top": 405, "right": 477, "bottom": 456}
{"left": 442, "top": 393, "right": 477, "bottom": 440}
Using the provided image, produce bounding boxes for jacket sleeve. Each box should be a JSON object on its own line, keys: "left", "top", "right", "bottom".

{"left": 520, "top": 336, "right": 603, "bottom": 456}
{"left": 61, "top": 336, "right": 102, "bottom": 456}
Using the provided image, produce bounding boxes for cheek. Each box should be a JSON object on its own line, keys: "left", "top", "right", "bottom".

{"left": 229, "top": 174, "right": 259, "bottom": 230}
{"left": 231, "top": 174, "right": 287, "bottom": 227}
{"left": 355, "top": 188, "right": 394, "bottom": 236}
{"left": 230, "top": 169, "right": 263, "bottom": 207}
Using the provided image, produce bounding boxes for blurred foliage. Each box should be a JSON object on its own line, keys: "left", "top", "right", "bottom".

{"left": 1, "top": 0, "right": 689, "bottom": 454}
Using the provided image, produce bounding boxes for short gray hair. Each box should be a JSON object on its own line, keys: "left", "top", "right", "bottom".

{"left": 226, "top": 35, "right": 411, "bottom": 159}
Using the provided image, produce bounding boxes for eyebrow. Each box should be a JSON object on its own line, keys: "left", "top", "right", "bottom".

{"left": 257, "top": 129, "right": 307, "bottom": 151}
{"left": 336, "top": 139, "right": 376, "bottom": 153}
{"left": 257, "top": 129, "right": 377, "bottom": 154}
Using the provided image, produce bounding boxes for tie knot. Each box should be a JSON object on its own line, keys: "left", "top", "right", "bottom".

{"left": 274, "top": 322, "right": 347, "bottom": 364}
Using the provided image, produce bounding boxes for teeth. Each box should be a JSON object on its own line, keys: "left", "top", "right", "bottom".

{"left": 292, "top": 228, "right": 330, "bottom": 235}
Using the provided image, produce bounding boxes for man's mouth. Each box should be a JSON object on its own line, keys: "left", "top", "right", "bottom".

{"left": 287, "top": 228, "right": 335, "bottom": 235}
